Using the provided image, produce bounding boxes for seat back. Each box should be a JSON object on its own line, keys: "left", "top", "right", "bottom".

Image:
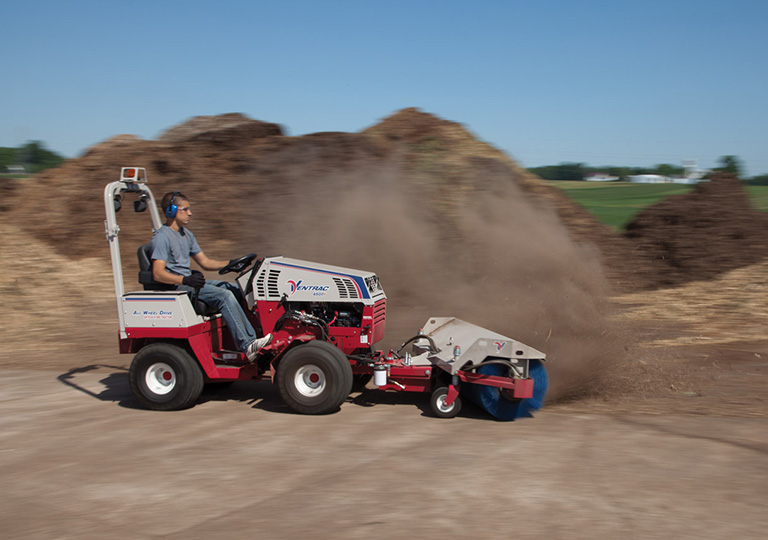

{"left": 137, "top": 244, "right": 218, "bottom": 316}
{"left": 137, "top": 244, "right": 175, "bottom": 291}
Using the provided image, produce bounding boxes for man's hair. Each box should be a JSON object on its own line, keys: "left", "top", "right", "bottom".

{"left": 161, "top": 191, "right": 189, "bottom": 213}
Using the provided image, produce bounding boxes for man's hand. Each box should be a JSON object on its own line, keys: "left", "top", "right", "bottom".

{"left": 182, "top": 270, "right": 206, "bottom": 289}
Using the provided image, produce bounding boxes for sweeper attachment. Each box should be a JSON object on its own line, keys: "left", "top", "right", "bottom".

{"left": 390, "top": 317, "right": 549, "bottom": 421}
{"left": 105, "top": 167, "right": 548, "bottom": 419}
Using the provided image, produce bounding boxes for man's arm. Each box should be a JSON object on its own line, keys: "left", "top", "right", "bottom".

{"left": 192, "top": 251, "right": 228, "bottom": 272}
{"left": 152, "top": 259, "right": 186, "bottom": 285}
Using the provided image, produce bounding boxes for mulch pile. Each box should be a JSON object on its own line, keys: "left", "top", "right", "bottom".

{"left": 624, "top": 173, "right": 768, "bottom": 288}
{"left": 2, "top": 110, "right": 766, "bottom": 293}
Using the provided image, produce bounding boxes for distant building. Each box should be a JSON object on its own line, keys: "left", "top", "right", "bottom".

{"left": 628, "top": 160, "right": 707, "bottom": 184}
{"left": 628, "top": 174, "right": 672, "bottom": 184}
{"left": 681, "top": 159, "right": 706, "bottom": 183}
{"left": 585, "top": 172, "right": 619, "bottom": 182}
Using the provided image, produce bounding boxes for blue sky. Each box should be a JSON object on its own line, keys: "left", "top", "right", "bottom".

{"left": 2, "top": 0, "right": 766, "bottom": 175}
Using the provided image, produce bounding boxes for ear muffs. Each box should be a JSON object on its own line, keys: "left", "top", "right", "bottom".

{"left": 165, "top": 192, "right": 181, "bottom": 218}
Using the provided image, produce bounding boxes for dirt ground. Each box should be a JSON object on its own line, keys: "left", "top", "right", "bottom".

{"left": 1, "top": 111, "right": 767, "bottom": 538}
{"left": 1, "top": 367, "right": 767, "bottom": 540}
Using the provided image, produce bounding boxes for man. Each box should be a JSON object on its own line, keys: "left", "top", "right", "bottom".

{"left": 150, "top": 191, "right": 271, "bottom": 361}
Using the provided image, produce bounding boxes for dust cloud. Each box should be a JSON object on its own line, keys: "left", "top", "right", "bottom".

{"left": 235, "top": 160, "right": 626, "bottom": 402}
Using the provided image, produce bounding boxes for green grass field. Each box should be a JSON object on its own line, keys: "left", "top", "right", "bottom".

{"left": 548, "top": 181, "right": 768, "bottom": 230}
{"left": 745, "top": 185, "right": 768, "bottom": 212}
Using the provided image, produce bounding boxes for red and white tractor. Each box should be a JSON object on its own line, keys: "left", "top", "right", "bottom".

{"left": 105, "top": 167, "right": 548, "bottom": 419}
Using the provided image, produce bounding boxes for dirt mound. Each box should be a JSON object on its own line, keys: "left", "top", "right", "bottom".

{"left": 625, "top": 173, "right": 768, "bottom": 288}
{"left": 615, "top": 259, "right": 768, "bottom": 347}
{"left": 0, "top": 109, "right": 631, "bottom": 401}
{"left": 8, "top": 109, "right": 764, "bottom": 405}
{"left": 3, "top": 108, "right": 766, "bottom": 415}
{"left": 158, "top": 113, "right": 283, "bottom": 145}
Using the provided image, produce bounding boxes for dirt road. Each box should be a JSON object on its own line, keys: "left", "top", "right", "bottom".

{"left": 1, "top": 366, "right": 766, "bottom": 539}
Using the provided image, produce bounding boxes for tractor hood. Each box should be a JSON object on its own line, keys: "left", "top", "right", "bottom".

{"left": 243, "top": 256, "right": 386, "bottom": 305}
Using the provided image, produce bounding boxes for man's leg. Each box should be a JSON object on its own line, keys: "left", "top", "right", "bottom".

{"left": 181, "top": 280, "right": 258, "bottom": 352}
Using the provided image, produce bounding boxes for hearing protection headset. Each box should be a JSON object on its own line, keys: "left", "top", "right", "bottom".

{"left": 165, "top": 192, "right": 181, "bottom": 218}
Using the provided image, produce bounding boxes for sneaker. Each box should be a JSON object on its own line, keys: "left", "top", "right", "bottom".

{"left": 246, "top": 334, "right": 273, "bottom": 361}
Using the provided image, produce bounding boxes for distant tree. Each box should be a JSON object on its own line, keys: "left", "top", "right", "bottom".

{"left": 528, "top": 162, "right": 585, "bottom": 181}
{"left": 0, "top": 147, "right": 15, "bottom": 172}
{"left": 527, "top": 165, "right": 556, "bottom": 180}
{"left": 744, "top": 173, "right": 768, "bottom": 186}
{"left": 13, "top": 141, "right": 65, "bottom": 173}
{"left": 652, "top": 163, "right": 684, "bottom": 177}
{"left": 607, "top": 167, "right": 633, "bottom": 180}
{"left": 714, "top": 155, "right": 743, "bottom": 178}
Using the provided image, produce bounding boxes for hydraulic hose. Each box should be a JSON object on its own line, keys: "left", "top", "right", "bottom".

{"left": 394, "top": 334, "right": 440, "bottom": 357}
{"left": 461, "top": 359, "right": 524, "bottom": 377}
{"left": 275, "top": 310, "right": 330, "bottom": 341}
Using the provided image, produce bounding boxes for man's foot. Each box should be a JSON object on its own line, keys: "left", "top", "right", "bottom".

{"left": 246, "top": 334, "right": 273, "bottom": 361}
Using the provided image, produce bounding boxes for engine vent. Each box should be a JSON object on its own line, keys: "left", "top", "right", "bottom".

{"left": 373, "top": 298, "right": 386, "bottom": 325}
{"left": 267, "top": 269, "right": 281, "bottom": 299}
{"left": 333, "top": 277, "right": 360, "bottom": 299}
{"left": 256, "top": 272, "right": 267, "bottom": 297}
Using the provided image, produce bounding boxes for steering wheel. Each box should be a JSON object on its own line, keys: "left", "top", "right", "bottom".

{"left": 218, "top": 253, "right": 258, "bottom": 275}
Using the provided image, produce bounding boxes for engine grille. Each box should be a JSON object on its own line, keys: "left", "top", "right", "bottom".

{"left": 267, "top": 269, "right": 281, "bottom": 298}
{"left": 373, "top": 298, "right": 386, "bottom": 326}
{"left": 256, "top": 269, "right": 282, "bottom": 299}
{"left": 256, "top": 273, "right": 266, "bottom": 297}
{"left": 333, "top": 277, "right": 360, "bottom": 299}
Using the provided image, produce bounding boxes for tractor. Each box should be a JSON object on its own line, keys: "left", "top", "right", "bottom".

{"left": 105, "top": 167, "right": 548, "bottom": 419}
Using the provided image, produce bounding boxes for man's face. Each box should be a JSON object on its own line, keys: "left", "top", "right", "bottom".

{"left": 174, "top": 198, "right": 192, "bottom": 226}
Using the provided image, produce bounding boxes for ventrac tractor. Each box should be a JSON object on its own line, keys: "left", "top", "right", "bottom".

{"left": 105, "top": 167, "right": 548, "bottom": 420}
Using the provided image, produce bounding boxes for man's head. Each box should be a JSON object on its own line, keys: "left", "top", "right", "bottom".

{"left": 161, "top": 191, "right": 192, "bottom": 226}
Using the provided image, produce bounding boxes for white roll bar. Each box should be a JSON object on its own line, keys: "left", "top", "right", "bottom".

{"left": 103, "top": 167, "right": 163, "bottom": 337}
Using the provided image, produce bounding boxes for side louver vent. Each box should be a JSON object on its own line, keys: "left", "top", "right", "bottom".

{"left": 267, "top": 269, "right": 281, "bottom": 299}
{"left": 333, "top": 277, "right": 360, "bottom": 299}
{"left": 256, "top": 272, "right": 267, "bottom": 297}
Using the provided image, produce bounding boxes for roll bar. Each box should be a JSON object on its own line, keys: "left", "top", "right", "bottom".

{"left": 103, "top": 167, "right": 163, "bottom": 337}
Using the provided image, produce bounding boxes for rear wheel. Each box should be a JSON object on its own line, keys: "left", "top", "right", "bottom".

{"left": 129, "top": 342, "right": 204, "bottom": 411}
{"left": 277, "top": 341, "right": 353, "bottom": 414}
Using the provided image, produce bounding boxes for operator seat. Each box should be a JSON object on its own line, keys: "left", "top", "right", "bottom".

{"left": 137, "top": 244, "right": 217, "bottom": 316}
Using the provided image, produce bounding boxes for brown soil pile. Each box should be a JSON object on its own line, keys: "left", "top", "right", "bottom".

{"left": 0, "top": 109, "right": 627, "bottom": 401}
{"left": 625, "top": 173, "right": 768, "bottom": 288}
{"left": 2, "top": 109, "right": 765, "bottom": 407}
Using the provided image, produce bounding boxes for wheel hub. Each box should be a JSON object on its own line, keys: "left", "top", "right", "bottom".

{"left": 145, "top": 362, "right": 176, "bottom": 395}
{"left": 436, "top": 395, "right": 455, "bottom": 413}
{"left": 294, "top": 365, "right": 326, "bottom": 397}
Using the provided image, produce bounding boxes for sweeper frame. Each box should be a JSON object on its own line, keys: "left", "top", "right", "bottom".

{"left": 105, "top": 167, "right": 548, "bottom": 419}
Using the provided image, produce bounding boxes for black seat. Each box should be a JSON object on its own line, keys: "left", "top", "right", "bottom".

{"left": 137, "top": 244, "right": 217, "bottom": 316}
{"left": 137, "top": 244, "right": 175, "bottom": 291}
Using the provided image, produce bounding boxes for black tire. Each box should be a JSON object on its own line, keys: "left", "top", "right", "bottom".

{"left": 430, "top": 386, "right": 462, "bottom": 418}
{"left": 129, "top": 342, "right": 204, "bottom": 411}
{"left": 277, "top": 341, "right": 353, "bottom": 415}
{"left": 351, "top": 373, "right": 373, "bottom": 393}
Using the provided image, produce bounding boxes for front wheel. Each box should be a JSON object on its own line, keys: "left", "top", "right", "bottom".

{"left": 129, "top": 342, "right": 204, "bottom": 411}
{"left": 277, "top": 341, "right": 353, "bottom": 415}
{"left": 430, "top": 386, "right": 462, "bottom": 418}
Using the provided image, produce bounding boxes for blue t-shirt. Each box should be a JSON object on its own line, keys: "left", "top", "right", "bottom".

{"left": 149, "top": 225, "right": 201, "bottom": 277}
